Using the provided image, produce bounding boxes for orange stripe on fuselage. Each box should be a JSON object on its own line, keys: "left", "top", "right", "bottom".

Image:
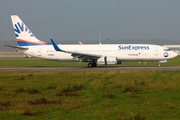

{"left": 16, "top": 39, "right": 48, "bottom": 44}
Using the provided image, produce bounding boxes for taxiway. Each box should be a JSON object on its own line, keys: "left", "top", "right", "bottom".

{"left": 0, "top": 66, "right": 180, "bottom": 71}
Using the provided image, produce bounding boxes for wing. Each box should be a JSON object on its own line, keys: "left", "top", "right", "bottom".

{"left": 50, "top": 39, "right": 101, "bottom": 61}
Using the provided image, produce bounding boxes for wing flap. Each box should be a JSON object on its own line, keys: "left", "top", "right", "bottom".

{"left": 71, "top": 52, "right": 101, "bottom": 61}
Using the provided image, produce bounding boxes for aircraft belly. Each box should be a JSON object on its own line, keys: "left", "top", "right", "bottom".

{"left": 53, "top": 52, "right": 76, "bottom": 61}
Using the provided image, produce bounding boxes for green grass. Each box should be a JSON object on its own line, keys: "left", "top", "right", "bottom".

{"left": 0, "top": 56, "right": 180, "bottom": 67}
{"left": 0, "top": 56, "right": 180, "bottom": 119}
{"left": 0, "top": 71, "right": 180, "bottom": 119}
{"left": 0, "top": 58, "right": 87, "bottom": 67}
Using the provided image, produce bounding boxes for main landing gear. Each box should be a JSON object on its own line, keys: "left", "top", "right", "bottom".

{"left": 88, "top": 62, "right": 97, "bottom": 68}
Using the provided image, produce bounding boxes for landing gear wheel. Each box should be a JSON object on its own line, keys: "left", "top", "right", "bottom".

{"left": 88, "top": 63, "right": 92, "bottom": 68}
{"left": 92, "top": 62, "right": 97, "bottom": 67}
{"left": 88, "top": 62, "right": 97, "bottom": 68}
{"left": 158, "top": 64, "right": 162, "bottom": 67}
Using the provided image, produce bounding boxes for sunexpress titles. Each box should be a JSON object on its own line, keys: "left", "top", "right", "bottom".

{"left": 118, "top": 45, "right": 150, "bottom": 51}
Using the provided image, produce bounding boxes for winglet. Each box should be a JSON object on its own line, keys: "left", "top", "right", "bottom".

{"left": 50, "top": 39, "right": 62, "bottom": 51}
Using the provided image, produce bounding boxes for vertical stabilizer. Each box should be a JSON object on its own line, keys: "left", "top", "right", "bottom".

{"left": 11, "top": 15, "right": 51, "bottom": 46}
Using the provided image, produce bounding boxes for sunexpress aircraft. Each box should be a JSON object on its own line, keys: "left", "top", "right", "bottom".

{"left": 4, "top": 15, "right": 177, "bottom": 67}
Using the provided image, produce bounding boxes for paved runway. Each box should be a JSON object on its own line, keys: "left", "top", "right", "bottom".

{"left": 0, "top": 65, "right": 180, "bottom": 71}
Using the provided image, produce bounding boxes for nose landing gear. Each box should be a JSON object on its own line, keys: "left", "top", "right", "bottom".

{"left": 158, "top": 63, "right": 162, "bottom": 67}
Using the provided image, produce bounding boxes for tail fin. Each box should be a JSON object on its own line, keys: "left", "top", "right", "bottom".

{"left": 11, "top": 15, "right": 51, "bottom": 46}
{"left": 79, "top": 41, "right": 82, "bottom": 45}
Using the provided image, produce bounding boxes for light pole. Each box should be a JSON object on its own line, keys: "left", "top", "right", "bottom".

{"left": 106, "top": 38, "right": 109, "bottom": 44}
{"left": 98, "top": 26, "right": 102, "bottom": 44}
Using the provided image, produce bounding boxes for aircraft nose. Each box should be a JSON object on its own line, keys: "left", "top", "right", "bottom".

{"left": 170, "top": 51, "right": 178, "bottom": 58}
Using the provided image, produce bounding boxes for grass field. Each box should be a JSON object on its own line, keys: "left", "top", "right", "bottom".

{"left": 0, "top": 56, "right": 180, "bottom": 119}
{"left": 0, "top": 71, "right": 180, "bottom": 120}
{"left": 0, "top": 56, "right": 180, "bottom": 67}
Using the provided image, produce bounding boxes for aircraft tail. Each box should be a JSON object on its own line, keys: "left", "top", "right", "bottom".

{"left": 11, "top": 15, "right": 51, "bottom": 46}
{"left": 79, "top": 41, "right": 82, "bottom": 45}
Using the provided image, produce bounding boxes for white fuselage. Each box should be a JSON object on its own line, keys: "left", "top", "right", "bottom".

{"left": 18, "top": 44, "right": 177, "bottom": 62}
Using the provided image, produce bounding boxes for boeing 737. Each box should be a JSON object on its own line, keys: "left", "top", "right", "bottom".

{"left": 4, "top": 15, "right": 177, "bottom": 67}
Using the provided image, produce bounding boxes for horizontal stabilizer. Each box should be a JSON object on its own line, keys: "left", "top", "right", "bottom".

{"left": 3, "top": 44, "right": 29, "bottom": 50}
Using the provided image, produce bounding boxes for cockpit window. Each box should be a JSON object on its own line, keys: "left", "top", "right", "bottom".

{"left": 163, "top": 49, "right": 169, "bottom": 51}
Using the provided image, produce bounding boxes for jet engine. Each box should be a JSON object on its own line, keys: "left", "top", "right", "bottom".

{"left": 97, "top": 56, "right": 122, "bottom": 65}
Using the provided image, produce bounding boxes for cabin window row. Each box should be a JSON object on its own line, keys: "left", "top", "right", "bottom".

{"left": 68, "top": 50, "right": 147, "bottom": 52}
{"left": 47, "top": 50, "right": 56, "bottom": 52}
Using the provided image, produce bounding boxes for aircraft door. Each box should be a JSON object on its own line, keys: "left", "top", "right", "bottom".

{"left": 155, "top": 48, "right": 159, "bottom": 56}
{"left": 104, "top": 57, "right": 107, "bottom": 65}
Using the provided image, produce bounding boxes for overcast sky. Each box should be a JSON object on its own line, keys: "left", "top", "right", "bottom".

{"left": 1, "top": 0, "right": 180, "bottom": 43}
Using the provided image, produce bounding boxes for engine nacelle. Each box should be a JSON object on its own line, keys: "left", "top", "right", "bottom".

{"left": 159, "top": 60, "right": 167, "bottom": 63}
{"left": 97, "top": 56, "right": 122, "bottom": 65}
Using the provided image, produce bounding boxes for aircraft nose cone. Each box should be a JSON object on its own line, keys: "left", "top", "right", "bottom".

{"left": 171, "top": 51, "right": 178, "bottom": 58}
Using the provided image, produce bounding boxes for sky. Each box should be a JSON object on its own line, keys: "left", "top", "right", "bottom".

{"left": 1, "top": 0, "right": 180, "bottom": 44}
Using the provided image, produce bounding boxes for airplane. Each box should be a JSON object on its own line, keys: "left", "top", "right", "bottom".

{"left": 4, "top": 15, "right": 177, "bottom": 67}
{"left": 79, "top": 41, "right": 82, "bottom": 45}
